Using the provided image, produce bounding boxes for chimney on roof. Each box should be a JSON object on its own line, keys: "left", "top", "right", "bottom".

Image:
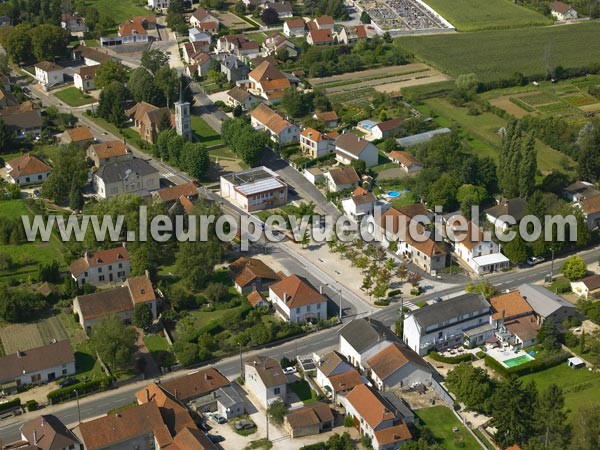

{"left": 17, "top": 350, "right": 23, "bottom": 358}
{"left": 41, "top": 417, "right": 44, "bottom": 427}
{"left": 84, "top": 252, "right": 90, "bottom": 262}
{"left": 393, "top": 434, "right": 399, "bottom": 440}
{"left": 33, "top": 430, "right": 38, "bottom": 446}
{"left": 174, "top": 388, "right": 178, "bottom": 400}
{"left": 146, "top": 388, "right": 150, "bottom": 403}
{"left": 501, "top": 309, "right": 506, "bottom": 321}
{"left": 283, "top": 292, "right": 288, "bottom": 303}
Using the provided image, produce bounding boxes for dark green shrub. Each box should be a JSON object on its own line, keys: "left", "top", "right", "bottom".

{"left": 429, "top": 351, "right": 474, "bottom": 364}
{"left": 0, "top": 398, "right": 20, "bottom": 413}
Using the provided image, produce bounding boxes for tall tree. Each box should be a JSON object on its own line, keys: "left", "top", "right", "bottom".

{"left": 30, "top": 24, "right": 70, "bottom": 61}
{"left": 0, "top": 119, "right": 14, "bottom": 154}
{"left": 491, "top": 376, "right": 537, "bottom": 448}
{"left": 90, "top": 314, "right": 137, "bottom": 373}
{"left": 95, "top": 60, "right": 128, "bottom": 89}
{"left": 41, "top": 144, "right": 87, "bottom": 202}
{"left": 155, "top": 65, "right": 178, "bottom": 108}
{"left": 128, "top": 67, "right": 162, "bottom": 104}
{"left": 534, "top": 384, "right": 569, "bottom": 449}
{"left": 141, "top": 49, "right": 169, "bottom": 75}
{"left": 570, "top": 402, "right": 600, "bottom": 450}
{"left": 519, "top": 133, "right": 537, "bottom": 198}
{"left": 577, "top": 121, "right": 600, "bottom": 182}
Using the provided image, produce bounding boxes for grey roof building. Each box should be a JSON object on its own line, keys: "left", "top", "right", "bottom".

{"left": 220, "top": 55, "right": 249, "bottom": 82}
{"left": 518, "top": 283, "right": 582, "bottom": 324}
{"left": 396, "top": 128, "right": 451, "bottom": 147}
{"left": 93, "top": 158, "right": 160, "bottom": 199}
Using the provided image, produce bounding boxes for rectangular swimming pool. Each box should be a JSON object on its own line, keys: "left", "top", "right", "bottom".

{"left": 503, "top": 354, "right": 534, "bottom": 368}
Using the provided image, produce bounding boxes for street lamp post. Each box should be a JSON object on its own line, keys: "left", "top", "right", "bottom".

{"left": 238, "top": 342, "right": 243, "bottom": 380}
{"left": 550, "top": 247, "right": 555, "bottom": 281}
{"left": 74, "top": 389, "right": 81, "bottom": 424}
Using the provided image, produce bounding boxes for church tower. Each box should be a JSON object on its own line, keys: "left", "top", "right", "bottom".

{"left": 174, "top": 83, "right": 192, "bottom": 141}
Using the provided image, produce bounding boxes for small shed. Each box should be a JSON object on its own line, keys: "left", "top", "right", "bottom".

{"left": 567, "top": 356, "right": 585, "bottom": 369}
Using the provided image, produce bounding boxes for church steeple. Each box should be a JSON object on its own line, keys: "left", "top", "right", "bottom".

{"left": 174, "top": 79, "right": 192, "bottom": 141}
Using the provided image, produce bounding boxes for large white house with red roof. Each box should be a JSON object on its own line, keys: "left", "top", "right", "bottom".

{"left": 69, "top": 245, "right": 131, "bottom": 286}
{"left": 4, "top": 153, "right": 52, "bottom": 185}
{"left": 269, "top": 274, "right": 328, "bottom": 323}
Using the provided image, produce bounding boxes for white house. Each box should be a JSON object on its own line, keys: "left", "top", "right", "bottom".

{"left": 370, "top": 118, "right": 403, "bottom": 140}
{"left": 263, "top": 1, "right": 293, "bottom": 18}
{"left": 341, "top": 384, "right": 412, "bottom": 450}
{"left": 69, "top": 245, "right": 131, "bottom": 287}
{"left": 403, "top": 292, "right": 493, "bottom": 356}
{"left": 335, "top": 132, "right": 379, "bottom": 167}
{"left": 250, "top": 103, "right": 299, "bottom": 145}
{"left": 244, "top": 355, "right": 287, "bottom": 408}
{"left": 388, "top": 150, "right": 422, "bottom": 173}
{"left": 226, "top": 86, "right": 258, "bottom": 110}
{"left": 189, "top": 7, "right": 219, "bottom": 32}
{"left": 324, "top": 166, "right": 360, "bottom": 192}
{"left": 448, "top": 218, "right": 510, "bottom": 274}
{"left": 147, "top": 0, "right": 170, "bottom": 9}
{"left": 365, "top": 342, "right": 433, "bottom": 391}
{"left": 0, "top": 340, "right": 75, "bottom": 387}
{"left": 34, "top": 61, "right": 64, "bottom": 89}
{"left": 220, "top": 166, "right": 288, "bottom": 212}
{"left": 283, "top": 18, "right": 306, "bottom": 37}
{"left": 315, "top": 351, "right": 362, "bottom": 403}
{"left": 571, "top": 273, "right": 600, "bottom": 299}
{"left": 269, "top": 274, "right": 328, "bottom": 323}
{"left": 339, "top": 318, "right": 396, "bottom": 371}
{"left": 342, "top": 188, "right": 377, "bottom": 220}
{"left": 73, "top": 65, "right": 97, "bottom": 92}
{"left": 189, "top": 27, "right": 211, "bottom": 44}
{"left": 549, "top": 1, "right": 578, "bottom": 19}
{"left": 246, "top": 60, "right": 292, "bottom": 103}
{"left": 93, "top": 158, "right": 160, "bottom": 199}
{"left": 4, "top": 153, "right": 52, "bottom": 185}
{"left": 484, "top": 197, "right": 527, "bottom": 232}
{"left": 300, "top": 127, "right": 336, "bottom": 158}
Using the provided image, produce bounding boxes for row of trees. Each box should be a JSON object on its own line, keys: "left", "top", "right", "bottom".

{"left": 154, "top": 129, "right": 210, "bottom": 180}
{"left": 221, "top": 117, "right": 268, "bottom": 165}
{"left": 0, "top": 23, "right": 70, "bottom": 65}
{"left": 498, "top": 119, "right": 537, "bottom": 199}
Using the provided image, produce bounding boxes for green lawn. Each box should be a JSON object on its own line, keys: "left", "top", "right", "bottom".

{"left": 73, "top": 341, "right": 105, "bottom": 381}
{"left": 419, "top": 97, "right": 576, "bottom": 174}
{"left": 144, "top": 334, "right": 176, "bottom": 367}
{"left": 422, "top": 0, "right": 551, "bottom": 31}
{"left": 82, "top": 0, "right": 152, "bottom": 23}
{"left": 521, "top": 363, "right": 600, "bottom": 418}
{"left": 398, "top": 22, "right": 600, "bottom": 83}
{"left": 91, "top": 117, "right": 146, "bottom": 151}
{"left": 415, "top": 406, "right": 481, "bottom": 450}
{"left": 289, "top": 380, "right": 318, "bottom": 403}
{"left": 246, "top": 32, "right": 267, "bottom": 45}
{"left": 54, "top": 87, "right": 97, "bottom": 107}
{"left": 191, "top": 115, "right": 223, "bottom": 145}
{"left": 0, "top": 199, "right": 30, "bottom": 218}
{"left": 186, "top": 305, "right": 245, "bottom": 330}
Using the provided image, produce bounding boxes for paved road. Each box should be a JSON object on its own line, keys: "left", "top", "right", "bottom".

{"left": 190, "top": 81, "right": 229, "bottom": 134}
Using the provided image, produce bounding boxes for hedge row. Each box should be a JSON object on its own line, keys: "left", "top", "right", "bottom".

{"left": 0, "top": 397, "right": 21, "bottom": 413}
{"left": 429, "top": 351, "right": 474, "bottom": 364}
{"left": 484, "top": 351, "right": 569, "bottom": 378}
{"left": 47, "top": 377, "right": 112, "bottom": 404}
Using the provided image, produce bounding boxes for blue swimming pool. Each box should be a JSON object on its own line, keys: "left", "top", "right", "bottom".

{"left": 388, "top": 191, "right": 400, "bottom": 198}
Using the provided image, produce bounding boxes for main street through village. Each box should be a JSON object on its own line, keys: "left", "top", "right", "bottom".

{"left": 3, "top": 61, "right": 600, "bottom": 444}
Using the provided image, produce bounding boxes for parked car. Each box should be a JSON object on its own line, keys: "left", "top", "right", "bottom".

{"left": 283, "top": 366, "right": 297, "bottom": 375}
{"left": 207, "top": 434, "right": 225, "bottom": 443}
{"left": 527, "top": 256, "right": 545, "bottom": 266}
{"left": 58, "top": 377, "right": 78, "bottom": 388}
{"left": 212, "top": 413, "right": 227, "bottom": 424}
{"left": 235, "top": 419, "right": 254, "bottom": 430}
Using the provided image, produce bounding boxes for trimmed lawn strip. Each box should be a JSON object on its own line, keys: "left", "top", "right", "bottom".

{"left": 54, "top": 87, "right": 96, "bottom": 107}
{"left": 289, "top": 379, "right": 317, "bottom": 403}
{"left": 415, "top": 406, "right": 481, "bottom": 450}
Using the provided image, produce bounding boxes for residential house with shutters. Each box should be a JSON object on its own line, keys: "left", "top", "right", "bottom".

{"left": 247, "top": 290, "right": 269, "bottom": 308}
{"left": 245, "top": 60, "right": 293, "bottom": 103}
{"left": 0, "top": 340, "right": 75, "bottom": 388}
{"left": 309, "top": 15, "right": 334, "bottom": 30}
{"left": 263, "top": 1, "right": 293, "bottom": 18}
{"left": 189, "top": 27, "right": 211, "bottom": 46}
{"left": 216, "top": 34, "right": 260, "bottom": 57}
{"left": 448, "top": 217, "right": 510, "bottom": 274}
{"left": 285, "top": 402, "right": 334, "bottom": 438}
{"left": 226, "top": 86, "right": 258, "bottom": 110}
{"left": 283, "top": 18, "right": 306, "bottom": 37}
{"left": 229, "top": 257, "right": 281, "bottom": 294}
{"left": 19, "top": 414, "right": 82, "bottom": 450}
{"left": 74, "top": 65, "right": 97, "bottom": 92}
{"left": 577, "top": 193, "right": 600, "bottom": 230}
{"left": 61, "top": 12, "right": 86, "bottom": 32}
{"left": 489, "top": 290, "right": 539, "bottom": 349}
{"left": 92, "top": 157, "right": 160, "bottom": 199}
{"left": 0, "top": 102, "right": 43, "bottom": 138}
{"left": 113, "top": 19, "right": 149, "bottom": 45}
{"left": 183, "top": 41, "right": 211, "bottom": 64}
{"left": 69, "top": 245, "right": 131, "bottom": 287}
{"left": 324, "top": 166, "right": 360, "bottom": 192}
{"left": 34, "top": 61, "right": 64, "bottom": 89}
{"left": 307, "top": 29, "right": 333, "bottom": 46}
{"left": 365, "top": 342, "right": 433, "bottom": 391}
{"left": 335, "top": 132, "right": 379, "bottom": 167}
{"left": 338, "top": 25, "right": 369, "bottom": 45}
{"left": 269, "top": 274, "right": 328, "bottom": 323}
{"left": 549, "top": 1, "right": 578, "bottom": 19}
{"left": 342, "top": 187, "right": 377, "bottom": 220}
{"left": 148, "top": 0, "right": 170, "bottom": 9}
{"left": 484, "top": 197, "right": 527, "bottom": 232}
{"left": 388, "top": 150, "right": 423, "bottom": 173}
{"left": 220, "top": 166, "right": 288, "bottom": 212}
{"left": 313, "top": 111, "right": 339, "bottom": 128}
{"left": 220, "top": 55, "right": 250, "bottom": 82}
{"left": 341, "top": 384, "right": 412, "bottom": 450}
{"left": 315, "top": 351, "right": 363, "bottom": 403}
{"left": 518, "top": 283, "right": 582, "bottom": 325}
{"left": 300, "top": 127, "right": 336, "bottom": 158}
{"left": 403, "top": 292, "right": 493, "bottom": 355}
{"left": 71, "top": 45, "right": 115, "bottom": 66}
{"left": 263, "top": 33, "right": 298, "bottom": 58}
{"left": 245, "top": 355, "right": 287, "bottom": 408}
{"left": 126, "top": 101, "right": 174, "bottom": 144}
{"left": 152, "top": 182, "right": 199, "bottom": 210}
{"left": 73, "top": 272, "right": 158, "bottom": 331}
{"left": 61, "top": 125, "right": 95, "bottom": 147}
{"left": 4, "top": 153, "right": 52, "bottom": 185}
{"left": 189, "top": 7, "right": 219, "bottom": 32}
{"left": 250, "top": 103, "right": 299, "bottom": 145}
{"left": 87, "top": 140, "right": 132, "bottom": 167}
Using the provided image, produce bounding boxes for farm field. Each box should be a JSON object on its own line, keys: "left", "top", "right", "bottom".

{"left": 419, "top": 97, "right": 576, "bottom": 174}
{"left": 415, "top": 406, "right": 481, "bottom": 450}
{"left": 398, "top": 22, "right": 600, "bottom": 83}
{"left": 521, "top": 363, "right": 600, "bottom": 418}
{"left": 54, "top": 87, "right": 97, "bottom": 107}
{"left": 80, "top": 0, "right": 151, "bottom": 23}
{"left": 482, "top": 75, "right": 600, "bottom": 124}
{"left": 422, "top": 0, "right": 551, "bottom": 31}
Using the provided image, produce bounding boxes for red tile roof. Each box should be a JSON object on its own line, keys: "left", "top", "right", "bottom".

{"left": 490, "top": 291, "right": 533, "bottom": 320}
{"left": 345, "top": 384, "right": 395, "bottom": 429}
{"left": 270, "top": 274, "right": 326, "bottom": 308}
{"left": 69, "top": 246, "right": 129, "bottom": 277}
{"left": 6, "top": 153, "right": 51, "bottom": 178}
{"left": 65, "top": 125, "right": 94, "bottom": 143}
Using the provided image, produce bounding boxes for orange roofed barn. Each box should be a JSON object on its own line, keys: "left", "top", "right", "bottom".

{"left": 229, "top": 256, "right": 281, "bottom": 294}
{"left": 269, "top": 274, "right": 328, "bottom": 323}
